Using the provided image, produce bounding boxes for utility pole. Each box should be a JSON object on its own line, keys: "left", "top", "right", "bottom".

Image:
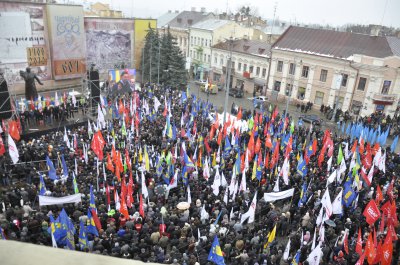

{"left": 223, "top": 37, "right": 233, "bottom": 125}
{"left": 157, "top": 40, "right": 161, "bottom": 85}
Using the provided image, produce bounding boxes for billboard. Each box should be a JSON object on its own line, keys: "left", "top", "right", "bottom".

{"left": 84, "top": 18, "right": 134, "bottom": 78}
{"left": 134, "top": 19, "right": 157, "bottom": 69}
{"left": 0, "top": 2, "right": 52, "bottom": 84}
{"left": 46, "top": 5, "right": 86, "bottom": 80}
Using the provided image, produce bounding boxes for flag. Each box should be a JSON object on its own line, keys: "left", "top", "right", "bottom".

{"left": 212, "top": 168, "right": 221, "bottom": 196}
{"left": 61, "top": 154, "right": 68, "bottom": 177}
{"left": 283, "top": 238, "right": 291, "bottom": 260}
{"left": 78, "top": 220, "right": 88, "bottom": 250}
{"left": 8, "top": 134, "right": 19, "bottom": 164}
{"left": 381, "top": 231, "right": 393, "bottom": 265}
{"left": 91, "top": 131, "right": 105, "bottom": 161}
{"left": 263, "top": 225, "right": 277, "bottom": 249}
{"left": 365, "top": 231, "right": 376, "bottom": 264}
{"left": 87, "top": 208, "right": 99, "bottom": 236}
{"left": 321, "top": 189, "right": 332, "bottom": 217}
{"left": 89, "top": 185, "right": 96, "bottom": 210}
{"left": 72, "top": 172, "right": 79, "bottom": 194}
{"left": 0, "top": 227, "right": 6, "bottom": 240}
{"left": 390, "top": 135, "right": 398, "bottom": 153}
{"left": 141, "top": 171, "right": 149, "bottom": 199}
{"left": 356, "top": 227, "right": 363, "bottom": 256}
{"left": 208, "top": 235, "right": 225, "bottom": 265}
{"left": 363, "top": 199, "right": 381, "bottom": 225}
{"left": 46, "top": 156, "right": 57, "bottom": 180}
{"left": 240, "top": 191, "right": 257, "bottom": 224}
{"left": 306, "top": 243, "right": 322, "bottom": 265}
{"left": 39, "top": 174, "right": 47, "bottom": 195}
{"left": 8, "top": 120, "right": 20, "bottom": 141}
{"left": 337, "top": 144, "right": 343, "bottom": 165}
{"left": 291, "top": 250, "right": 300, "bottom": 265}
{"left": 298, "top": 183, "right": 307, "bottom": 207}
{"left": 296, "top": 155, "right": 307, "bottom": 177}
{"left": 342, "top": 178, "right": 357, "bottom": 208}
{"left": 0, "top": 136, "right": 5, "bottom": 156}
{"left": 332, "top": 190, "right": 343, "bottom": 215}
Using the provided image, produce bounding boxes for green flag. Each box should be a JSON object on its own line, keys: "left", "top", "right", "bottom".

{"left": 337, "top": 144, "right": 343, "bottom": 165}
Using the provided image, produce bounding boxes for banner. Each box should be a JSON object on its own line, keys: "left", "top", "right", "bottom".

{"left": 263, "top": 188, "right": 294, "bottom": 202}
{"left": 39, "top": 193, "right": 82, "bottom": 206}
{"left": 27, "top": 46, "right": 47, "bottom": 66}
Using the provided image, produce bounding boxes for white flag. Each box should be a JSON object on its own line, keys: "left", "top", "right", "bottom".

{"left": 55, "top": 92, "right": 59, "bottom": 106}
{"left": 273, "top": 175, "right": 280, "bottom": 192}
{"left": 316, "top": 207, "right": 324, "bottom": 226}
{"left": 367, "top": 164, "right": 375, "bottom": 185}
{"left": 264, "top": 188, "right": 294, "bottom": 202}
{"left": 240, "top": 191, "right": 257, "bottom": 224}
{"left": 311, "top": 228, "right": 317, "bottom": 250}
{"left": 141, "top": 171, "right": 148, "bottom": 199}
{"left": 239, "top": 169, "right": 246, "bottom": 193}
{"left": 306, "top": 243, "right": 322, "bottom": 265}
{"left": 327, "top": 156, "right": 333, "bottom": 172}
{"left": 223, "top": 188, "right": 228, "bottom": 204}
{"left": 321, "top": 189, "right": 333, "bottom": 217}
{"left": 378, "top": 151, "right": 386, "bottom": 173}
{"left": 63, "top": 127, "right": 70, "bottom": 148}
{"left": 343, "top": 142, "right": 350, "bottom": 160}
{"left": 337, "top": 159, "right": 347, "bottom": 180}
{"left": 283, "top": 238, "right": 291, "bottom": 260}
{"left": 154, "top": 96, "right": 161, "bottom": 112}
{"left": 203, "top": 156, "right": 210, "bottom": 180}
{"left": 187, "top": 186, "right": 192, "bottom": 204}
{"left": 212, "top": 167, "right": 221, "bottom": 196}
{"left": 88, "top": 120, "right": 93, "bottom": 136}
{"left": 221, "top": 172, "right": 228, "bottom": 187}
{"left": 115, "top": 191, "right": 120, "bottom": 210}
{"left": 71, "top": 91, "right": 77, "bottom": 107}
{"left": 326, "top": 170, "right": 336, "bottom": 187}
{"left": 8, "top": 134, "right": 19, "bottom": 164}
{"left": 97, "top": 104, "right": 106, "bottom": 129}
{"left": 51, "top": 231, "right": 58, "bottom": 248}
{"left": 332, "top": 190, "right": 343, "bottom": 215}
{"left": 373, "top": 147, "right": 382, "bottom": 166}
{"left": 167, "top": 169, "right": 179, "bottom": 190}
{"left": 200, "top": 205, "right": 209, "bottom": 221}
{"left": 281, "top": 157, "right": 290, "bottom": 185}
{"left": 229, "top": 170, "right": 237, "bottom": 195}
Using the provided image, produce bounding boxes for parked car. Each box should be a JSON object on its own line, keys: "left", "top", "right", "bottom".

{"left": 229, "top": 88, "right": 244, "bottom": 98}
{"left": 299, "top": 114, "right": 323, "bottom": 125}
{"left": 253, "top": 96, "right": 269, "bottom": 104}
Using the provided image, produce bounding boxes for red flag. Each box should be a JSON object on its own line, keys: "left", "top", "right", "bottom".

{"left": 360, "top": 166, "right": 371, "bottom": 186}
{"left": 284, "top": 136, "right": 293, "bottom": 158}
{"left": 0, "top": 136, "right": 5, "bottom": 156}
{"left": 386, "top": 178, "right": 395, "bottom": 200}
{"left": 209, "top": 126, "right": 215, "bottom": 140}
{"left": 204, "top": 137, "right": 212, "bottom": 154}
{"left": 237, "top": 107, "right": 242, "bottom": 120}
{"left": 115, "top": 164, "right": 121, "bottom": 182}
{"left": 139, "top": 194, "right": 145, "bottom": 218}
{"left": 90, "top": 208, "right": 102, "bottom": 231}
{"left": 8, "top": 121, "right": 20, "bottom": 141}
{"left": 355, "top": 252, "right": 365, "bottom": 265}
{"left": 362, "top": 145, "right": 372, "bottom": 169}
{"left": 127, "top": 173, "right": 134, "bottom": 208}
{"left": 271, "top": 106, "right": 278, "bottom": 123}
{"left": 365, "top": 232, "right": 376, "bottom": 264}
{"left": 355, "top": 227, "right": 363, "bottom": 256}
{"left": 265, "top": 134, "right": 272, "bottom": 149}
{"left": 343, "top": 232, "right": 349, "bottom": 254}
{"left": 375, "top": 185, "right": 383, "bottom": 205}
{"left": 119, "top": 193, "right": 129, "bottom": 219}
{"left": 264, "top": 152, "right": 269, "bottom": 168}
{"left": 269, "top": 141, "right": 280, "bottom": 169}
{"left": 118, "top": 99, "right": 125, "bottom": 114}
{"left": 359, "top": 138, "right": 365, "bottom": 154}
{"left": 363, "top": 199, "right": 381, "bottom": 225}
{"left": 106, "top": 152, "right": 114, "bottom": 173}
{"left": 311, "top": 139, "right": 317, "bottom": 156}
{"left": 374, "top": 240, "right": 383, "bottom": 264}
{"left": 248, "top": 132, "right": 255, "bottom": 153}
{"left": 106, "top": 185, "right": 111, "bottom": 207}
{"left": 351, "top": 140, "right": 358, "bottom": 154}
{"left": 217, "top": 130, "right": 223, "bottom": 146}
{"left": 381, "top": 231, "right": 393, "bottom": 265}
{"left": 91, "top": 131, "right": 105, "bottom": 161}
{"left": 125, "top": 149, "right": 131, "bottom": 170}
{"left": 255, "top": 137, "right": 261, "bottom": 154}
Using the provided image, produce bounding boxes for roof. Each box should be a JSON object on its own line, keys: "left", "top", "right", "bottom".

{"left": 386, "top": 36, "right": 400, "bottom": 57}
{"left": 157, "top": 11, "right": 179, "bottom": 28}
{"left": 213, "top": 39, "right": 271, "bottom": 58}
{"left": 191, "top": 19, "right": 230, "bottom": 31}
{"left": 273, "top": 26, "right": 399, "bottom": 59}
{"left": 166, "top": 11, "right": 212, "bottom": 30}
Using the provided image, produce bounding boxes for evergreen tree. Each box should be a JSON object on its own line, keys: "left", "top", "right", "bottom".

{"left": 141, "top": 25, "right": 159, "bottom": 84}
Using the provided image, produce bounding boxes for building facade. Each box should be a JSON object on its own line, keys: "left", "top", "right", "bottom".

{"left": 189, "top": 19, "right": 254, "bottom": 81}
{"left": 211, "top": 39, "right": 270, "bottom": 93}
{"left": 267, "top": 26, "right": 400, "bottom": 117}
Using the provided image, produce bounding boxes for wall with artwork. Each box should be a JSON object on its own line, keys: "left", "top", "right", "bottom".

{"left": 84, "top": 17, "right": 134, "bottom": 79}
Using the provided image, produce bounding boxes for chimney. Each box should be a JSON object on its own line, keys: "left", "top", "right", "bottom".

{"left": 371, "top": 25, "right": 381, "bottom": 36}
{"left": 191, "top": 7, "right": 196, "bottom": 12}
{"left": 201, "top": 7, "right": 206, "bottom": 13}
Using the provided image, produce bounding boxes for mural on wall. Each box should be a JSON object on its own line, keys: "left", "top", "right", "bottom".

{"left": 47, "top": 5, "right": 86, "bottom": 80}
{"left": 0, "top": 2, "right": 51, "bottom": 85}
{"left": 84, "top": 18, "right": 134, "bottom": 77}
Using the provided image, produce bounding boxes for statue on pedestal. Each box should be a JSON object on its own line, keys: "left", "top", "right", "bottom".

{"left": 19, "top": 67, "right": 43, "bottom": 100}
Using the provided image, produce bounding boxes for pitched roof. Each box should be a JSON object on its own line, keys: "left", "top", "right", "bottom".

{"left": 273, "top": 26, "right": 399, "bottom": 59}
{"left": 213, "top": 39, "right": 271, "bottom": 58}
{"left": 157, "top": 11, "right": 180, "bottom": 28}
{"left": 191, "top": 19, "right": 230, "bottom": 31}
{"left": 166, "top": 11, "right": 212, "bottom": 30}
{"left": 386, "top": 36, "right": 400, "bottom": 57}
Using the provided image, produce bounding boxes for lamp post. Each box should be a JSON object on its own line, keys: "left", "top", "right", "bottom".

{"left": 223, "top": 37, "right": 233, "bottom": 126}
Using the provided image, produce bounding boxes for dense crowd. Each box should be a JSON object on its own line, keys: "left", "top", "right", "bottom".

{"left": 0, "top": 85, "right": 399, "bottom": 265}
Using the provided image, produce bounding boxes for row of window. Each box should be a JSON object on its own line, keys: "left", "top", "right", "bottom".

{"left": 217, "top": 59, "right": 267, "bottom": 78}
{"left": 190, "top": 36, "right": 211, "bottom": 47}
{"left": 178, "top": 37, "right": 187, "bottom": 47}
{"left": 190, "top": 50, "right": 211, "bottom": 63}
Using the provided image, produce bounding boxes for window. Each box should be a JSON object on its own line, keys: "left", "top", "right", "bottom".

{"left": 301, "top": 66, "right": 309, "bottom": 78}
{"left": 208, "top": 55, "right": 211, "bottom": 63}
{"left": 351, "top": 100, "right": 362, "bottom": 115}
{"left": 341, "top": 74, "right": 348, "bottom": 87}
{"left": 220, "top": 58, "right": 224, "bottom": 66}
{"left": 190, "top": 50, "right": 192, "bottom": 57}
{"left": 314, "top": 91, "right": 324, "bottom": 105}
{"left": 205, "top": 39, "right": 208, "bottom": 47}
{"left": 289, "top": 63, "right": 296, "bottom": 75}
{"left": 334, "top": 96, "right": 344, "bottom": 109}
{"left": 262, "top": 68, "right": 266, "bottom": 78}
{"left": 201, "top": 38, "right": 204, "bottom": 46}
{"left": 214, "top": 56, "right": 217, "bottom": 64}
{"left": 194, "top": 37, "right": 197, "bottom": 45}
{"left": 238, "top": 63, "right": 242, "bottom": 71}
{"left": 231, "top": 61, "right": 235, "bottom": 70}
{"left": 277, "top": 61, "right": 283, "bottom": 72}
{"left": 249, "top": 66, "right": 254, "bottom": 74}
{"left": 297, "top": 87, "right": 306, "bottom": 100}
{"left": 256, "top": 67, "right": 260, "bottom": 76}
{"left": 213, "top": 73, "right": 221, "bottom": 82}
{"left": 243, "top": 64, "right": 248, "bottom": 72}
{"left": 357, "top": 77, "right": 367, "bottom": 91}
{"left": 204, "top": 54, "right": 206, "bottom": 62}
{"left": 381, "top": 80, "right": 391, "bottom": 94}
{"left": 184, "top": 38, "right": 187, "bottom": 46}
{"left": 319, "top": 69, "right": 328, "bottom": 82}
{"left": 191, "top": 36, "right": 193, "bottom": 46}
{"left": 274, "top": 81, "right": 281, "bottom": 91}
{"left": 209, "top": 40, "right": 211, "bottom": 47}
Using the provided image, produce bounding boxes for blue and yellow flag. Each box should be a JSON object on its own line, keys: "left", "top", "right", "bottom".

{"left": 291, "top": 250, "right": 300, "bottom": 265}
{"left": 72, "top": 172, "right": 79, "bottom": 194}
{"left": 61, "top": 154, "right": 68, "bottom": 177}
{"left": 181, "top": 166, "right": 188, "bottom": 186}
{"left": 184, "top": 152, "right": 195, "bottom": 168}
{"left": 46, "top": 156, "right": 58, "bottom": 180}
{"left": 208, "top": 235, "right": 225, "bottom": 265}
{"left": 90, "top": 185, "right": 96, "bottom": 210}
{"left": 342, "top": 178, "right": 357, "bottom": 208}
{"left": 298, "top": 183, "right": 308, "bottom": 207}
{"left": 296, "top": 155, "right": 307, "bottom": 177}
{"left": 39, "top": 174, "right": 47, "bottom": 195}
{"left": 86, "top": 209, "right": 99, "bottom": 236}
{"left": 78, "top": 220, "right": 88, "bottom": 250}
{"left": 224, "top": 136, "right": 232, "bottom": 158}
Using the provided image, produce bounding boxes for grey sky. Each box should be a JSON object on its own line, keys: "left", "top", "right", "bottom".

{"left": 76, "top": 0, "right": 400, "bottom": 28}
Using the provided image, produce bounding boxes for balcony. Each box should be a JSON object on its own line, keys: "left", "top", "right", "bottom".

{"left": 372, "top": 93, "right": 396, "bottom": 105}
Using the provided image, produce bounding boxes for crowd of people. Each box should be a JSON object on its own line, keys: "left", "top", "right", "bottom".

{"left": 0, "top": 84, "right": 399, "bottom": 265}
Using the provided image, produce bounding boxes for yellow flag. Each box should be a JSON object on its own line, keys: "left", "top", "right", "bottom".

{"left": 144, "top": 146, "right": 150, "bottom": 171}
{"left": 264, "top": 225, "right": 277, "bottom": 249}
{"left": 252, "top": 160, "right": 257, "bottom": 180}
{"left": 296, "top": 152, "right": 300, "bottom": 161}
{"left": 212, "top": 152, "right": 217, "bottom": 167}
{"left": 138, "top": 148, "right": 143, "bottom": 163}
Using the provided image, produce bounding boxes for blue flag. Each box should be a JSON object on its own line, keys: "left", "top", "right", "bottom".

{"left": 89, "top": 185, "right": 96, "bottom": 210}
{"left": 181, "top": 166, "right": 189, "bottom": 186}
{"left": 291, "top": 250, "right": 300, "bottom": 265}
{"left": 183, "top": 152, "right": 195, "bottom": 168}
{"left": 390, "top": 135, "right": 399, "bottom": 153}
{"left": 78, "top": 220, "right": 88, "bottom": 250}
{"left": 39, "top": 174, "right": 47, "bottom": 195}
{"left": 87, "top": 209, "right": 99, "bottom": 236}
{"left": 46, "top": 156, "right": 58, "bottom": 180}
{"left": 342, "top": 178, "right": 357, "bottom": 208}
{"left": 224, "top": 136, "right": 232, "bottom": 158}
{"left": 61, "top": 154, "right": 68, "bottom": 177}
{"left": 298, "top": 183, "right": 308, "bottom": 207}
{"left": 296, "top": 155, "right": 307, "bottom": 177}
{"left": 208, "top": 235, "right": 225, "bottom": 265}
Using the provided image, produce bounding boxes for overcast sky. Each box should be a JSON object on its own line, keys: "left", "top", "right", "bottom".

{"left": 74, "top": 0, "right": 400, "bottom": 28}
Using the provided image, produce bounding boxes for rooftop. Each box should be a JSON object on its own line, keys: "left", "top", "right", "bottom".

{"left": 166, "top": 10, "right": 213, "bottom": 30}
{"left": 157, "top": 10, "right": 180, "bottom": 29}
{"left": 273, "top": 26, "right": 400, "bottom": 59}
{"left": 213, "top": 39, "right": 271, "bottom": 58}
{"left": 191, "top": 19, "right": 231, "bottom": 31}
